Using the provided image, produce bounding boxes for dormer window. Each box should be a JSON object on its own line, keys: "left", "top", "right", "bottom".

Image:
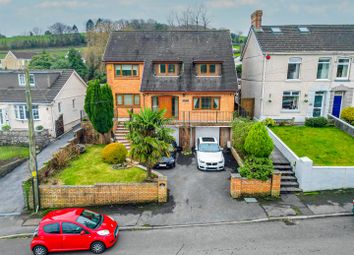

{"left": 155, "top": 63, "right": 180, "bottom": 76}
{"left": 298, "top": 27, "right": 309, "bottom": 33}
{"left": 18, "top": 73, "right": 35, "bottom": 86}
{"left": 271, "top": 27, "right": 281, "bottom": 33}
{"left": 115, "top": 64, "right": 139, "bottom": 77}
{"left": 196, "top": 63, "right": 220, "bottom": 76}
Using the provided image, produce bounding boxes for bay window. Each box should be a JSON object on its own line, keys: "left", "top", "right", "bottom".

{"left": 282, "top": 91, "right": 299, "bottom": 110}
{"left": 287, "top": 57, "right": 302, "bottom": 80}
{"left": 317, "top": 58, "right": 330, "bottom": 79}
{"left": 336, "top": 58, "right": 350, "bottom": 80}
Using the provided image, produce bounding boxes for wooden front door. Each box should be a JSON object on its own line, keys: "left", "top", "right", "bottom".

{"left": 159, "top": 96, "right": 173, "bottom": 118}
{"left": 241, "top": 98, "right": 255, "bottom": 118}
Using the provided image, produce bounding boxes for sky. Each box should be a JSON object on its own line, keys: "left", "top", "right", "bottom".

{"left": 1, "top": 0, "right": 354, "bottom": 36}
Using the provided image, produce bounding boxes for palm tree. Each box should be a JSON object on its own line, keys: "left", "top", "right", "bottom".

{"left": 125, "top": 108, "right": 175, "bottom": 178}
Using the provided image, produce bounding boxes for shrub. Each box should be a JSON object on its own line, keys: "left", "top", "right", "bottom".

{"left": 239, "top": 156, "right": 274, "bottom": 181}
{"left": 263, "top": 118, "right": 276, "bottom": 127}
{"left": 102, "top": 143, "right": 127, "bottom": 164}
{"left": 305, "top": 117, "right": 328, "bottom": 127}
{"left": 1, "top": 124, "right": 11, "bottom": 131}
{"left": 231, "top": 118, "right": 255, "bottom": 156}
{"left": 244, "top": 122, "right": 274, "bottom": 157}
{"left": 340, "top": 106, "right": 354, "bottom": 124}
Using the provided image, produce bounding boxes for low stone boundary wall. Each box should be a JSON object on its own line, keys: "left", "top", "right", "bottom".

{"left": 0, "top": 129, "right": 50, "bottom": 149}
{"left": 230, "top": 172, "right": 281, "bottom": 198}
{"left": 28, "top": 169, "right": 167, "bottom": 209}
{"left": 0, "top": 158, "right": 26, "bottom": 178}
{"left": 328, "top": 114, "right": 354, "bottom": 138}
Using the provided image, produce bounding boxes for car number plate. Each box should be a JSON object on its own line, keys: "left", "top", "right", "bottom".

{"left": 159, "top": 164, "right": 167, "bottom": 167}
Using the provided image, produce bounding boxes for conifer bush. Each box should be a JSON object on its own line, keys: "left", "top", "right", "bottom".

{"left": 244, "top": 122, "right": 274, "bottom": 157}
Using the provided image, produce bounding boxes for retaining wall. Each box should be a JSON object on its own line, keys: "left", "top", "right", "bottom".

{"left": 328, "top": 114, "right": 354, "bottom": 138}
{"left": 0, "top": 129, "right": 50, "bottom": 149}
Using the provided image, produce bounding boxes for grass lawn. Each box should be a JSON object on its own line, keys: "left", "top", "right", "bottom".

{"left": 51, "top": 145, "right": 147, "bottom": 185}
{"left": 271, "top": 126, "right": 354, "bottom": 166}
{"left": 0, "top": 146, "right": 29, "bottom": 161}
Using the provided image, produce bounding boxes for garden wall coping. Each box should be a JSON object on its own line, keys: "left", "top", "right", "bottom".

{"left": 328, "top": 114, "right": 354, "bottom": 138}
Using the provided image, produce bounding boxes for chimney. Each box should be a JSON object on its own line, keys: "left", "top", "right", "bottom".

{"left": 251, "top": 10, "right": 263, "bottom": 29}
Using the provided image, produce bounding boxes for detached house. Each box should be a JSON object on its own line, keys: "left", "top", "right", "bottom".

{"left": 241, "top": 10, "right": 354, "bottom": 122}
{"left": 0, "top": 70, "right": 87, "bottom": 137}
{"left": 1, "top": 51, "right": 37, "bottom": 70}
{"left": 103, "top": 31, "right": 237, "bottom": 149}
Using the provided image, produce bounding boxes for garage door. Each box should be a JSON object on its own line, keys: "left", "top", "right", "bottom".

{"left": 169, "top": 126, "right": 179, "bottom": 146}
{"left": 195, "top": 127, "right": 220, "bottom": 145}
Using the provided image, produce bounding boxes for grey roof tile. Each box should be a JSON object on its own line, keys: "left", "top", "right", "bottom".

{"left": 10, "top": 51, "right": 38, "bottom": 59}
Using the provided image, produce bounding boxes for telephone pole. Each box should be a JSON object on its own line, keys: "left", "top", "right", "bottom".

{"left": 24, "top": 66, "right": 40, "bottom": 212}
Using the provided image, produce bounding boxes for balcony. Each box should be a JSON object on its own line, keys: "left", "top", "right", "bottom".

{"left": 172, "top": 111, "right": 234, "bottom": 126}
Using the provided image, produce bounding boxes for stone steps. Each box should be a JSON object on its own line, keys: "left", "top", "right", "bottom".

{"left": 114, "top": 122, "right": 130, "bottom": 150}
{"left": 280, "top": 187, "right": 302, "bottom": 193}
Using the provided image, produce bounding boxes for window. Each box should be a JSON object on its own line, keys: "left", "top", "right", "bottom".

{"left": 156, "top": 63, "right": 179, "bottom": 76}
{"left": 58, "top": 102, "right": 61, "bottom": 113}
{"left": 18, "top": 74, "right": 35, "bottom": 86}
{"left": 336, "top": 58, "right": 350, "bottom": 80}
{"left": 14, "top": 105, "right": 39, "bottom": 120}
{"left": 287, "top": 57, "right": 302, "bottom": 80}
{"left": 159, "top": 64, "right": 166, "bottom": 73}
{"left": 317, "top": 58, "right": 330, "bottom": 79}
{"left": 117, "top": 94, "right": 140, "bottom": 107}
{"left": 115, "top": 64, "right": 139, "bottom": 77}
{"left": 172, "top": 96, "right": 179, "bottom": 118}
{"left": 168, "top": 64, "right": 175, "bottom": 73}
{"left": 193, "top": 97, "right": 220, "bottom": 110}
{"left": 271, "top": 27, "right": 281, "bottom": 33}
{"left": 197, "top": 64, "right": 220, "bottom": 76}
{"left": 72, "top": 99, "right": 75, "bottom": 109}
{"left": 76, "top": 210, "right": 103, "bottom": 229}
{"left": 0, "top": 109, "right": 3, "bottom": 126}
{"left": 62, "top": 222, "right": 84, "bottom": 234}
{"left": 152, "top": 96, "right": 159, "bottom": 111}
{"left": 282, "top": 91, "right": 300, "bottom": 110}
{"left": 298, "top": 27, "right": 309, "bottom": 32}
{"left": 43, "top": 223, "right": 60, "bottom": 234}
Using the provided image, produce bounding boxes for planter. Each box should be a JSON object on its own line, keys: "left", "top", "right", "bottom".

{"left": 230, "top": 147, "right": 244, "bottom": 167}
{"left": 230, "top": 171, "right": 281, "bottom": 198}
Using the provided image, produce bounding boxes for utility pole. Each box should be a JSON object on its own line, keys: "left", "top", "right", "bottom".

{"left": 24, "top": 67, "right": 40, "bottom": 212}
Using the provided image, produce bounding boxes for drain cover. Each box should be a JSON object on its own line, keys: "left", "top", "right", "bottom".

{"left": 244, "top": 197, "right": 258, "bottom": 203}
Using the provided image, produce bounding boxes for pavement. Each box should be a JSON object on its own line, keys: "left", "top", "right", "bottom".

{"left": 0, "top": 148, "right": 353, "bottom": 238}
{"left": 0, "top": 130, "right": 75, "bottom": 216}
{"left": 1, "top": 216, "right": 353, "bottom": 255}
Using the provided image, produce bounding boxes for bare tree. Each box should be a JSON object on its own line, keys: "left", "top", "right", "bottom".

{"left": 32, "top": 27, "right": 42, "bottom": 35}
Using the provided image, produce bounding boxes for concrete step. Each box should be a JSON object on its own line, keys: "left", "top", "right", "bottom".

{"left": 274, "top": 165, "right": 292, "bottom": 170}
{"left": 280, "top": 187, "right": 302, "bottom": 193}
{"left": 281, "top": 181, "right": 299, "bottom": 187}
{"left": 281, "top": 175, "right": 297, "bottom": 181}
{"left": 278, "top": 170, "right": 295, "bottom": 176}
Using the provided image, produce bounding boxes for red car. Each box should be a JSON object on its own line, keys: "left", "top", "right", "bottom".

{"left": 31, "top": 208, "right": 119, "bottom": 255}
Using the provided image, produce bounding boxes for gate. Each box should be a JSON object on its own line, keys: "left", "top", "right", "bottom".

{"left": 240, "top": 98, "right": 255, "bottom": 118}
{"left": 55, "top": 114, "right": 64, "bottom": 137}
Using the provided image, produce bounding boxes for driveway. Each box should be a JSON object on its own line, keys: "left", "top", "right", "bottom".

{"left": 0, "top": 130, "right": 75, "bottom": 216}
{"left": 99, "top": 150, "right": 267, "bottom": 227}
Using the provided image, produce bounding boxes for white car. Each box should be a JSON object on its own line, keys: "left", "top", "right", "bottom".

{"left": 196, "top": 137, "right": 224, "bottom": 171}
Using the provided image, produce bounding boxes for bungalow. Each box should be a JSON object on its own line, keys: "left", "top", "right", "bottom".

{"left": 1, "top": 51, "right": 38, "bottom": 70}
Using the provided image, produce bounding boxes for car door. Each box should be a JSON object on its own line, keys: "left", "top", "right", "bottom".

{"left": 42, "top": 222, "right": 62, "bottom": 251}
{"left": 61, "top": 222, "right": 91, "bottom": 251}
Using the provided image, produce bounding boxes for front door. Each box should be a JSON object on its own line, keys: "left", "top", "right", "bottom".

{"left": 159, "top": 96, "right": 173, "bottom": 118}
{"left": 313, "top": 92, "right": 324, "bottom": 117}
{"left": 332, "top": 95, "right": 342, "bottom": 117}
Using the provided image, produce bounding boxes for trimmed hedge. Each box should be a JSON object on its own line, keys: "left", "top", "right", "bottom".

{"left": 239, "top": 156, "right": 274, "bottom": 181}
{"left": 305, "top": 117, "right": 328, "bottom": 127}
{"left": 231, "top": 118, "right": 254, "bottom": 156}
{"left": 340, "top": 106, "right": 354, "bottom": 125}
{"left": 102, "top": 143, "right": 127, "bottom": 164}
{"left": 244, "top": 122, "right": 274, "bottom": 158}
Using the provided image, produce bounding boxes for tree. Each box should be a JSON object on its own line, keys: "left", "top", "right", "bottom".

{"left": 66, "top": 48, "right": 88, "bottom": 80}
{"left": 125, "top": 108, "right": 174, "bottom": 178}
{"left": 244, "top": 122, "right": 274, "bottom": 158}
{"left": 72, "top": 25, "right": 79, "bottom": 33}
{"left": 84, "top": 80, "right": 113, "bottom": 143}
{"left": 86, "top": 19, "right": 94, "bottom": 32}
{"left": 28, "top": 51, "right": 54, "bottom": 69}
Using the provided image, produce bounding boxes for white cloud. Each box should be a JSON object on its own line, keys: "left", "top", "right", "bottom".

{"left": 206, "top": 0, "right": 257, "bottom": 8}
{"left": 0, "top": 0, "right": 11, "bottom": 5}
{"left": 37, "top": 1, "right": 89, "bottom": 9}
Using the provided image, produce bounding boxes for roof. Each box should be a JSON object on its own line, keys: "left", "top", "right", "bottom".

{"left": 41, "top": 208, "right": 83, "bottom": 223}
{"left": 0, "top": 69, "right": 74, "bottom": 103}
{"left": 103, "top": 30, "right": 237, "bottom": 92}
{"left": 9, "top": 51, "right": 38, "bottom": 59}
{"left": 253, "top": 25, "right": 354, "bottom": 52}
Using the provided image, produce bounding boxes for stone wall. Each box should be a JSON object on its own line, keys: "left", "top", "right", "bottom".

{"left": 0, "top": 158, "right": 26, "bottom": 178}
{"left": 28, "top": 169, "right": 167, "bottom": 209}
{"left": 328, "top": 114, "right": 354, "bottom": 138}
{"left": 0, "top": 129, "right": 50, "bottom": 149}
{"left": 230, "top": 172, "right": 281, "bottom": 198}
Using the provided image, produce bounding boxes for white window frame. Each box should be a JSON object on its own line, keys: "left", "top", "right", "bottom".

{"left": 18, "top": 74, "right": 35, "bottom": 86}
{"left": 281, "top": 91, "right": 300, "bottom": 111}
{"left": 316, "top": 57, "right": 331, "bottom": 80}
{"left": 14, "top": 104, "right": 40, "bottom": 120}
{"left": 287, "top": 57, "right": 302, "bottom": 80}
{"left": 336, "top": 57, "right": 351, "bottom": 80}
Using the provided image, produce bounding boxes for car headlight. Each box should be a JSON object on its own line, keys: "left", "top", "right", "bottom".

{"left": 199, "top": 159, "right": 205, "bottom": 163}
{"left": 97, "top": 230, "right": 110, "bottom": 236}
{"left": 170, "top": 158, "right": 175, "bottom": 163}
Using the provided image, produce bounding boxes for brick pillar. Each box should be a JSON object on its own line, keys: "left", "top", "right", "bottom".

{"left": 230, "top": 173, "right": 242, "bottom": 198}
{"left": 157, "top": 176, "right": 168, "bottom": 203}
{"left": 271, "top": 171, "right": 281, "bottom": 197}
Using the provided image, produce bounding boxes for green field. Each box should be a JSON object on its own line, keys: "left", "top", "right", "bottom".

{"left": 271, "top": 126, "right": 354, "bottom": 166}
{"left": 0, "top": 46, "right": 87, "bottom": 59}
{"left": 0, "top": 146, "right": 29, "bottom": 161}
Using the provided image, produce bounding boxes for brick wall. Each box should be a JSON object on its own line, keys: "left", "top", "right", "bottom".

{"left": 230, "top": 172, "right": 281, "bottom": 198}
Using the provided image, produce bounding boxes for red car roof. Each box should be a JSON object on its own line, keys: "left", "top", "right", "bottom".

{"left": 41, "top": 208, "right": 84, "bottom": 223}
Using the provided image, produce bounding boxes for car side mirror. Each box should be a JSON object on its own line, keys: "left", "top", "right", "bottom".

{"left": 80, "top": 230, "right": 86, "bottom": 235}
{"left": 219, "top": 146, "right": 223, "bottom": 151}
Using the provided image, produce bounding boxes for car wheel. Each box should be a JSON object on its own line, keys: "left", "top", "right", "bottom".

{"left": 172, "top": 162, "right": 176, "bottom": 168}
{"left": 33, "top": 245, "right": 47, "bottom": 255}
{"left": 90, "top": 241, "right": 106, "bottom": 254}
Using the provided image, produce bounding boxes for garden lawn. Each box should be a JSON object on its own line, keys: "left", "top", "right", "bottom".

{"left": 53, "top": 145, "right": 147, "bottom": 185}
{"left": 0, "top": 146, "right": 29, "bottom": 161}
{"left": 271, "top": 126, "right": 354, "bottom": 166}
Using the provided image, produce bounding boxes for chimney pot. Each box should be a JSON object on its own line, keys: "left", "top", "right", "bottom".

{"left": 251, "top": 10, "right": 263, "bottom": 29}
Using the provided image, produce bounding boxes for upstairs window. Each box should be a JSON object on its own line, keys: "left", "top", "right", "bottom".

{"left": 115, "top": 64, "right": 139, "bottom": 77}
{"left": 156, "top": 63, "right": 179, "bottom": 76}
{"left": 287, "top": 57, "right": 302, "bottom": 80}
{"left": 336, "top": 58, "right": 350, "bottom": 80}
{"left": 193, "top": 97, "right": 220, "bottom": 110}
{"left": 317, "top": 58, "right": 330, "bottom": 80}
{"left": 197, "top": 63, "right": 220, "bottom": 76}
{"left": 18, "top": 74, "right": 35, "bottom": 86}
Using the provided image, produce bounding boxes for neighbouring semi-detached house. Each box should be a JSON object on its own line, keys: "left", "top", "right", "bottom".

{"left": 103, "top": 30, "right": 237, "bottom": 149}
{"left": 241, "top": 10, "right": 354, "bottom": 122}
{"left": 0, "top": 51, "right": 37, "bottom": 70}
{"left": 0, "top": 70, "right": 87, "bottom": 137}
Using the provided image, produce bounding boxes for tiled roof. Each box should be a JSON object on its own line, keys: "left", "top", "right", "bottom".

{"left": 254, "top": 25, "right": 354, "bottom": 52}
{"left": 0, "top": 70, "right": 74, "bottom": 103}
{"left": 10, "top": 51, "right": 38, "bottom": 59}
{"left": 103, "top": 30, "right": 237, "bottom": 92}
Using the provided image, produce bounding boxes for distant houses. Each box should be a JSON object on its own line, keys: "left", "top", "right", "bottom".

{"left": 0, "top": 51, "right": 38, "bottom": 70}
{"left": 0, "top": 70, "right": 87, "bottom": 137}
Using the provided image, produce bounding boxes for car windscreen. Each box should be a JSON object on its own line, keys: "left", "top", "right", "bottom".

{"left": 76, "top": 210, "right": 103, "bottom": 229}
{"left": 199, "top": 143, "right": 219, "bottom": 152}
